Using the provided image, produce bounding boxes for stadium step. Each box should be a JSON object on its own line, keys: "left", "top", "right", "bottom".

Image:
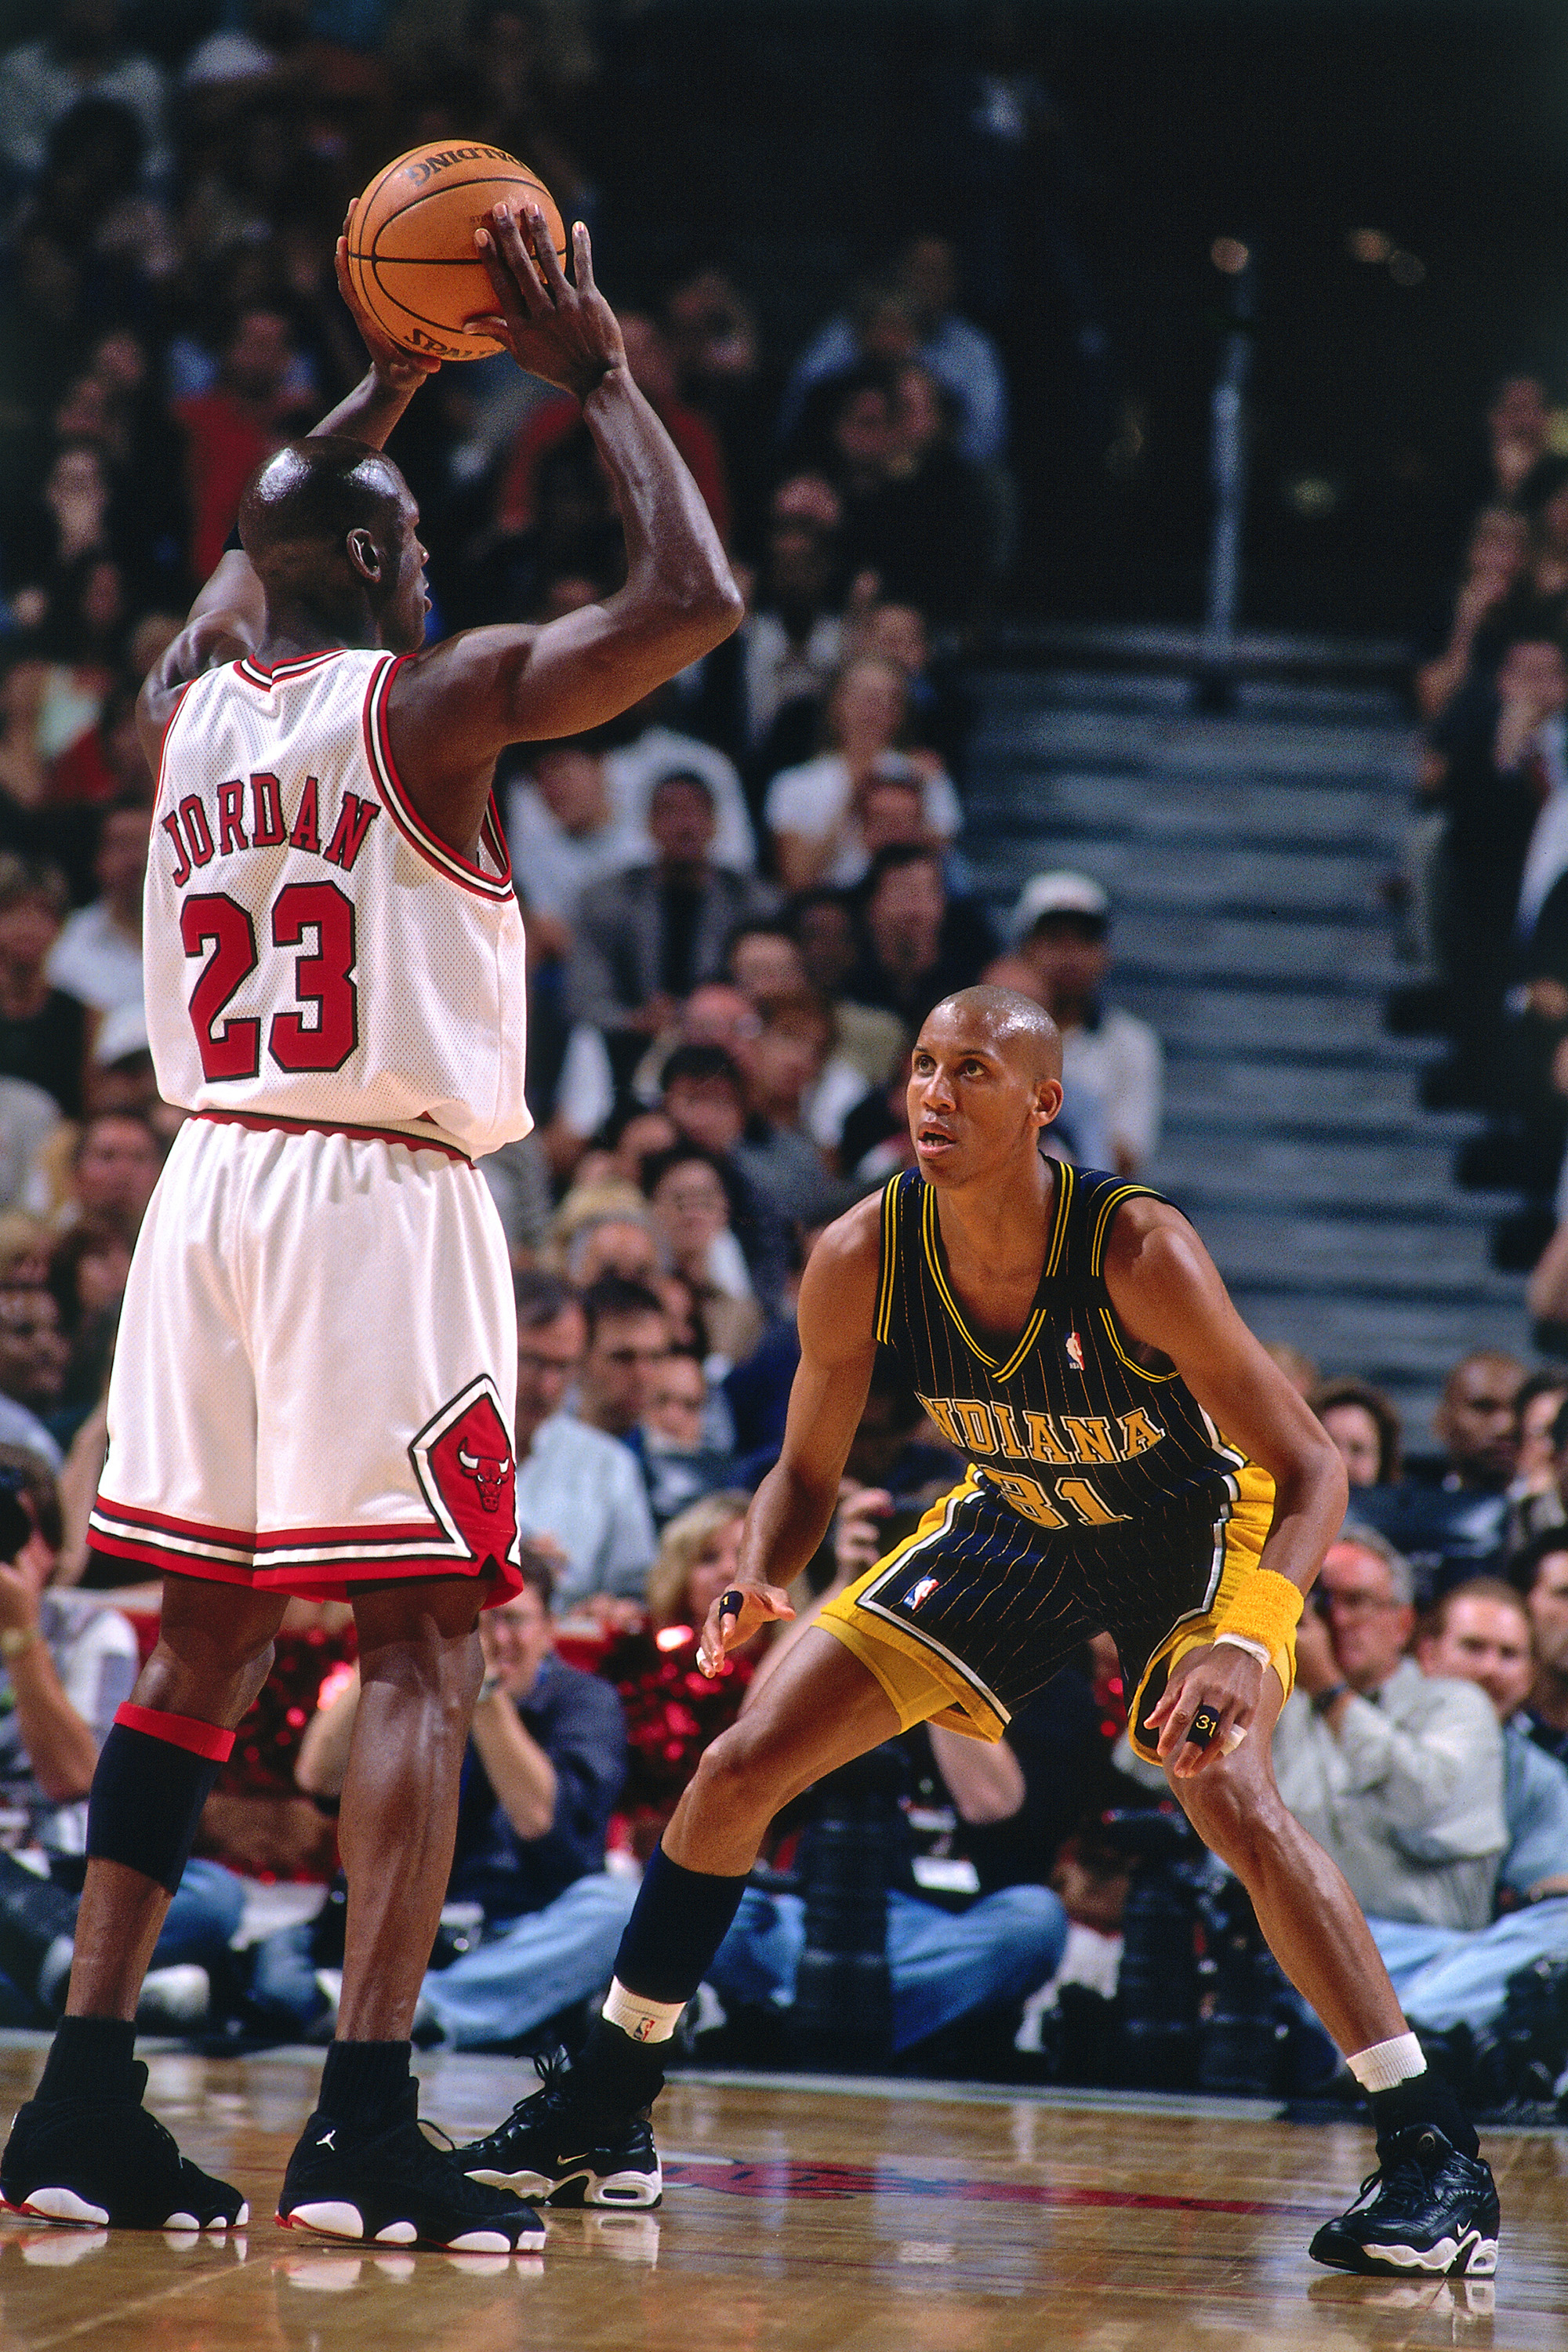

{"left": 964, "top": 636, "right": 1532, "bottom": 1442}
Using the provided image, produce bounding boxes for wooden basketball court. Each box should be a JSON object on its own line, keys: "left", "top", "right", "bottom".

{"left": 0, "top": 2039, "right": 1563, "bottom": 2350}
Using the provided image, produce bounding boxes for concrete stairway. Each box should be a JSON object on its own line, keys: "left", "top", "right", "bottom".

{"left": 960, "top": 646, "right": 1534, "bottom": 1441}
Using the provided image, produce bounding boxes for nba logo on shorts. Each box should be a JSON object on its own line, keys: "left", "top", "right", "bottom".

{"left": 1065, "top": 1330, "right": 1085, "bottom": 1372}
{"left": 907, "top": 1574, "right": 939, "bottom": 1611}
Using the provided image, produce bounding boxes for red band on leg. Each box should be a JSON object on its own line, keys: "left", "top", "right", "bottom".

{"left": 114, "top": 1703, "right": 235, "bottom": 1763}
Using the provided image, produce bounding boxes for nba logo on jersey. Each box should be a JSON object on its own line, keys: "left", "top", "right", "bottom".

{"left": 1065, "top": 1330, "right": 1085, "bottom": 1372}
{"left": 907, "top": 1574, "right": 940, "bottom": 1611}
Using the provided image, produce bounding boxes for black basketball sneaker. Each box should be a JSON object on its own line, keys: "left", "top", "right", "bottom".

{"left": 454, "top": 2050, "right": 662, "bottom": 2209}
{"left": 1308, "top": 2127, "right": 1500, "bottom": 2278}
{"left": 1, "top": 2063, "right": 248, "bottom": 2230}
{"left": 278, "top": 2084, "right": 545, "bottom": 2252}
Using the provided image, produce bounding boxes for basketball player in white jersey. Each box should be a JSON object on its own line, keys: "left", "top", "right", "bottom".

{"left": 0, "top": 203, "right": 741, "bottom": 2252}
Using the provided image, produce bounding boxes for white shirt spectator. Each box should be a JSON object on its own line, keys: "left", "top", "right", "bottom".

{"left": 1272, "top": 1657, "right": 1506, "bottom": 1932}
{"left": 0, "top": 35, "right": 169, "bottom": 185}
{"left": 764, "top": 753, "right": 962, "bottom": 889}
{"left": 515, "top": 1410, "right": 657, "bottom": 1613}
{"left": 1515, "top": 712, "right": 1568, "bottom": 940}
{"left": 180, "top": 31, "right": 276, "bottom": 88}
{"left": 0, "top": 1589, "right": 136, "bottom": 1851}
{"left": 0, "top": 1399, "right": 61, "bottom": 1472}
{"left": 1060, "top": 1008, "right": 1164, "bottom": 1171}
{"left": 603, "top": 725, "right": 757, "bottom": 874}
{"left": 503, "top": 781, "right": 641, "bottom": 924}
{"left": 46, "top": 902, "right": 142, "bottom": 1018}
{"left": 0, "top": 1080, "right": 64, "bottom": 1215}
{"left": 550, "top": 1022, "right": 616, "bottom": 1144}
{"left": 741, "top": 611, "right": 845, "bottom": 750}
{"left": 802, "top": 1053, "right": 876, "bottom": 1151}
{"left": 781, "top": 313, "right": 1010, "bottom": 468}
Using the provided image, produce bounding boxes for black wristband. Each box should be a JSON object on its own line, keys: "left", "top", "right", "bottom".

{"left": 716, "top": 1589, "right": 746, "bottom": 1622}
{"left": 1312, "top": 1681, "right": 1350, "bottom": 1715}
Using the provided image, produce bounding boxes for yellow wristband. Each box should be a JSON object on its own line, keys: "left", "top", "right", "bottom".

{"left": 1214, "top": 1566, "right": 1304, "bottom": 1655}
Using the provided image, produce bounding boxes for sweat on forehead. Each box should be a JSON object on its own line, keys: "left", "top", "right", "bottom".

{"left": 920, "top": 986, "right": 1063, "bottom": 1080}
{"left": 238, "top": 436, "right": 407, "bottom": 556}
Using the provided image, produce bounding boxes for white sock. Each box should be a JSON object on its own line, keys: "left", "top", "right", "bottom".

{"left": 601, "top": 1977, "right": 686, "bottom": 2045}
{"left": 1347, "top": 2031, "right": 1425, "bottom": 2094}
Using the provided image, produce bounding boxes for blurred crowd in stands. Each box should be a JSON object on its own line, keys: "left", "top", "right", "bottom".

{"left": 2, "top": 2, "right": 1566, "bottom": 2117}
{"left": 1392, "top": 369, "right": 1568, "bottom": 1333}
{"left": 0, "top": 0, "right": 1167, "bottom": 2083}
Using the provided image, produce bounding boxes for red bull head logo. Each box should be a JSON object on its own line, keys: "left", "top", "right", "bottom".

{"left": 456, "top": 1439, "right": 511, "bottom": 1512}
{"left": 411, "top": 1377, "right": 521, "bottom": 1575}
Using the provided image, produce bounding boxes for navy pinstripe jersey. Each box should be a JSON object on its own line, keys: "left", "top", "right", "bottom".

{"left": 873, "top": 1160, "right": 1254, "bottom": 1541}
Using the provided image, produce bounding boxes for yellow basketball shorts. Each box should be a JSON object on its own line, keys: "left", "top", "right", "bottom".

{"left": 818, "top": 1462, "right": 1284, "bottom": 1759}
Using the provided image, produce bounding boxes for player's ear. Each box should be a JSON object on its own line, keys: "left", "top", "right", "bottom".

{"left": 1033, "top": 1076, "right": 1064, "bottom": 1128}
{"left": 346, "top": 528, "right": 382, "bottom": 584}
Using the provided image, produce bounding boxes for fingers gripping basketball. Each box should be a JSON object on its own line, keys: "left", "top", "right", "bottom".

{"left": 345, "top": 142, "right": 568, "bottom": 361}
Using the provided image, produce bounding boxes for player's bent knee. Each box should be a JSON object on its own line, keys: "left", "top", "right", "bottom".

{"left": 687, "top": 1715, "right": 783, "bottom": 1828}
{"left": 1178, "top": 1769, "right": 1293, "bottom": 1882}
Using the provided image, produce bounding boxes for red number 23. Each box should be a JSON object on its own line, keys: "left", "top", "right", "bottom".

{"left": 180, "top": 882, "right": 359, "bottom": 1081}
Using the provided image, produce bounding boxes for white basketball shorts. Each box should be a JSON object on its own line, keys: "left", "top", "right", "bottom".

{"left": 89, "top": 1113, "right": 523, "bottom": 1602}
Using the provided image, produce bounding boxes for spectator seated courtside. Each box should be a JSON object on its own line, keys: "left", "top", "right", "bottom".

{"left": 511, "top": 1271, "right": 656, "bottom": 1621}
{"left": 0, "top": 1444, "right": 240, "bottom": 2030}
{"left": 1007, "top": 871, "right": 1163, "bottom": 1178}
{"left": 1272, "top": 1530, "right": 1534, "bottom": 2062}
{"left": 1352, "top": 1351, "right": 1524, "bottom": 1595}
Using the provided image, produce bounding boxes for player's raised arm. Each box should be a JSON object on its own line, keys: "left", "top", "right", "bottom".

{"left": 385, "top": 206, "right": 744, "bottom": 850}
{"left": 136, "top": 229, "right": 442, "bottom": 756}
{"left": 695, "top": 1196, "right": 883, "bottom": 1675}
{"left": 1102, "top": 1196, "right": 1349, "bottom": 1767}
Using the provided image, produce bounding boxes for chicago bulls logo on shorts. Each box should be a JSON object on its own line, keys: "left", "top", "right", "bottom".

{"left": 408, "top": 1375, "right": 521, "bottom": 1573}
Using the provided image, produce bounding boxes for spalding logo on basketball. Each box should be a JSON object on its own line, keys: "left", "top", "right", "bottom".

{"left": 344, "top": 142, "right": 569, "bottom": 362}
{"left": 410, "top": 1375, "right": 521, "bottom": 1567}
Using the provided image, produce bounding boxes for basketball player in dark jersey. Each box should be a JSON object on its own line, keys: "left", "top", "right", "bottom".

{"left": 455, "top": 985, "right": 1500, "bottom": 2279}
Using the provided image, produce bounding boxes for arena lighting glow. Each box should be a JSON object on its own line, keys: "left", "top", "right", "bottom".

{"left": 657, "top": 1624, "right": 694, "bottom": 1652}
{"left": 1210, "top": 237, "right": 1250, "bottom": 274}
{"left": 1348, "top": 227, "right": 1394, "bottom": 263}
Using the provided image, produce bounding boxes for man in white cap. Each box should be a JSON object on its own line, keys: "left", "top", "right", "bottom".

{"left": 1008, "top": 871, "right": 1163, "bottom": 1176}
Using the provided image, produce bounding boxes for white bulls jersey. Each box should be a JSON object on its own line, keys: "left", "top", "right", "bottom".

{"left": 147, "top": 647, "right": 529, "bottom": 1156}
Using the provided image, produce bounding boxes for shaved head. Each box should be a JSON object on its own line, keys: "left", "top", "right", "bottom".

{"left": 235, "top": 435, "right": 427, "bottom": 652}
{"left": 924, "top": 985, "right": 1063, "bottom": 1081}
{"left": 238, "top": 436, "right": 406, "bottom": 570}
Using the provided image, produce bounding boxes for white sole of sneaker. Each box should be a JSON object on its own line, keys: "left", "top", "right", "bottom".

{"left": 584, "top": 2169, "right": 663, "bottom": 2209}
{"left": 464, "top": 2165, "right": 554, "bottom": 2198}
{"left": 278, "top": 2203, "right": 538, "bottom": 2255}
{"left": 0, "top": 2190, "right": 246, "bottom": 2231}
{"left": 3, "top": 2188, "right": 108, "bottom": 2227}
{"left": 1356, "top": 2230, "right": 1499, "bottom": 2277}
{"left": 464, "top": 2163, "right": 662, "bottom": 2209}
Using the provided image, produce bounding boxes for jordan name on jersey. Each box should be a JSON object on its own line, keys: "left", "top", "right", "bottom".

{"left": 159, "top": 768, "right": 379, "bottom": 889}
{"left": 146, "top": 646, "right": 530, "bottom": 1156}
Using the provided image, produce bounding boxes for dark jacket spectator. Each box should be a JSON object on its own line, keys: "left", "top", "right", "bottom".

{"left": 843, "top": 844, "right": 996, "bottom": 1028}
{"left": 565, "top": 773, "right": 775, "bottom": 1035}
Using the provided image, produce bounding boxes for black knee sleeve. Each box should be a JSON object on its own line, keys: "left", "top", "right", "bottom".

{"left": 85, "top": 1705, "right": 234, "bottom": 1896}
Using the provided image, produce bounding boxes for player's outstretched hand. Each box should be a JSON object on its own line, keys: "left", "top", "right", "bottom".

{"left": 467, "top": 207, "right": 627, "bottom": 401}
{"left": 335, "top": 225, "right": 442, "bottom": 391}
{"left": 1146, "top": 1640, "right": 1263, "bottom": 1778}
{"left": 696, "top": 1581, "right": 794, "bottom": 1680}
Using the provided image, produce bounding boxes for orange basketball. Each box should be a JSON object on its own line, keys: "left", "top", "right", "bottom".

{"left": 344, "top": 142, "right": 568, "bottom": 363}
